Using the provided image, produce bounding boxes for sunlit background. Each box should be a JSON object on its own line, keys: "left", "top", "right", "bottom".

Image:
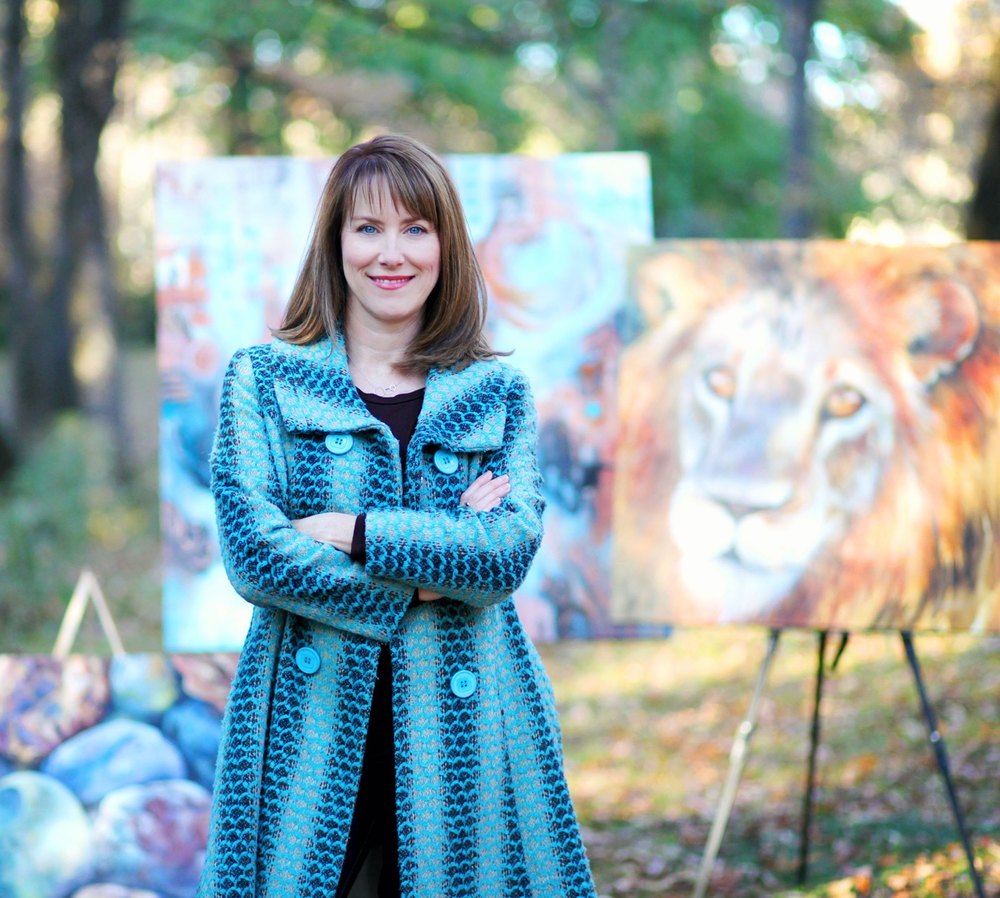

{"left": 2, "top": 3, "right": 1000, "bottom": 895}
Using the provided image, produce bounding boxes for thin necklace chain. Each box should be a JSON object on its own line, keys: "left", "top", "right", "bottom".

{"left": 353, "top": 367, "right": 405, "bottom": 396}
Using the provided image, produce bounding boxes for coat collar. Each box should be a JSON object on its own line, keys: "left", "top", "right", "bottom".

{"left": 270, "top": 333, "right": 509, "bottom": 453}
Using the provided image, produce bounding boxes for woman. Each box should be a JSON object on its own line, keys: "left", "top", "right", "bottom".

{"left": 198, "top": 135, "right": 597, "bottom": 898}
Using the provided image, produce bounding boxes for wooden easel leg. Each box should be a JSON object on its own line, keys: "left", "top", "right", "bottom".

{"left": 900, "top": 630, "right": 985, "bottom": 898}
{"left": 797, "top": 629, "right": 828, "bottom": 885}
{"left": 693, "top": 628, "right": 782, "bottom": 898}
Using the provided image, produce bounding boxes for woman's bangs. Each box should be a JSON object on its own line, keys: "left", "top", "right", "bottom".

{"left": 348, "top": 158, "right": 439, "bottom": 226}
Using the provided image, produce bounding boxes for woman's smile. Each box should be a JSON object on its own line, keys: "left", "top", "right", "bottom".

{"left": 370, "top": 274, "right": 415, "bottom": 289}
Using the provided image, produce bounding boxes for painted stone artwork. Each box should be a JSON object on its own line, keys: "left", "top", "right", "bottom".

{"left": 91, "top": 779, "right": 212, "bottom": 897}
{"left": 0, "top": 653, "right": 237, "bottom": 898}
{"left": 0, "top": 770, "right": 93, "bottom": 898}
{"left": 109, "top": 655, "right": 181, "bottom": 723}
{"left": 0, "top": 655, "right": 109, "bottom": 765}
{"left": 168, "top": 654, "right": 238, "bottom": 715}
{"left": 41, "top": 718, "right": 187, "bottom": 806}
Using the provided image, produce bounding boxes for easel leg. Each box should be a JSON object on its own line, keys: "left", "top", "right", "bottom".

{"left": 900, "top": 631, "right": 985, "bottom": 898}
{"left": 797, "top": 629, "right": 828, "bottom": 885}
{"left": 693, "top": 628, "right": 782, "bottom": 898}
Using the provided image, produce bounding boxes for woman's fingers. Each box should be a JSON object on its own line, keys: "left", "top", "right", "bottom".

{"left": 416, "top": 588, "right": 444, "bottom": 602}
{"left": 460, "top": 471, "right": 510, "bottom": 512}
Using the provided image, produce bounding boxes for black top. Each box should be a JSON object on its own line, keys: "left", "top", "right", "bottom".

{"left": 336, "top": 386, "right": 424, "bottom": 898}
{"left": 357, "top": 386, "right": 425, "bottom": 478}
{"left": 349, "top": 387, "right": 425, "bottom": 562}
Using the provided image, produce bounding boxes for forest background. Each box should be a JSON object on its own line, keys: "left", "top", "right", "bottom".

{"left": 2, "top": 1, "right": 1000, "bottom": 895}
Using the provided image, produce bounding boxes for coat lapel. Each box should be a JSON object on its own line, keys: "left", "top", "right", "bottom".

{"left": 270, "top": 334, "right": 376, "bottom": 435}
{"left": 268, "top": 332, "right": 509, "bottom": 453}
{"left": 414, "top": 363, "right": 508, "bottom": 454}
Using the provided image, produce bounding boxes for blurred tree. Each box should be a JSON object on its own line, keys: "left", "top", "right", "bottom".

{"left": 844, "top": 0, "right": 997, "bottom": 242}
{"left": 127, "top": 0, "right": 526, "bottom": 153}
{"left": 778, "top": 0, "right": 820, "bottom": 236}
{"left": 127, "top": 0, "right": 916, "bottom": 237}
{"left": 0, "top": 0, "right": 928, "bottom": 475}
{"left": 1, "top": 0, "right": 130, "bottom": 474}
{"left": 967, "top": 62, "right": 1000, "bottom": 238}
{"left": 2, "top": 0, "right": 78, "bottom": 449}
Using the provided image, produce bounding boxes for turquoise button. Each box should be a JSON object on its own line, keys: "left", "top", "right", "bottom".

{"left": 325, "top": 433, "right": 353, "bottom": 455}
{"left": 450, "top": 669, "right": 477, "bottom": 698}
{"left": 295, "top": 646, "right": 321, "bottom": 675}
{"left": 433, "top": 448, "right": 459, "bottom": 475}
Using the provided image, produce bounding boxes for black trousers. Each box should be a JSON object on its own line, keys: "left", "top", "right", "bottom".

{"left": 334, "top": 645, "right": 401, "bottom": 898}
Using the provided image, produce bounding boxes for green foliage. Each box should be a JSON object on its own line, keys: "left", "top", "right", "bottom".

{"left": 123, "top": 0, "right": 917, "bottom": 237}
{"left": 128, "top": 0, "right": 530, "bottom": 153}
{"left": 0, "top": 413, "right": 161, "bottom": 653}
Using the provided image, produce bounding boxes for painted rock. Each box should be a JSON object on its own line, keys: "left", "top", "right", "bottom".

{"left": 92, "top": 779, "right": 211, "bottom": 898}
{"left": 162, "top": 698, "right": 222, "bottom": 790}
{"left": 170, "top": 654, "right": 238, "bottom": 713}
{"left": 0, "top": 655, "right": 109, "bottom": 765}
{"left": 109, "top": 654, "right": 180, "bottom": 723}
{"left": 41, "top": 717, "right": 186, "bottom": 806}
{"left": 72, "top": 885, "right": 161, "bottom": 898}
{"left": 0, "top": 770, "right": 93, "bottom": 897}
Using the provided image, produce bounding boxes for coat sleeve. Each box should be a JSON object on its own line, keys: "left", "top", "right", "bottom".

{"left": 363, "top": 370, "right": 545, "bottom": 607}
{"left": 210, "top": 349, "right": 413, "bottom": 642}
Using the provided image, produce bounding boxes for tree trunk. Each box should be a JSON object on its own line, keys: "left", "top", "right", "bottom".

{"left": 967, "top": 83, "right": 1000, "bottom": 238}
{"left": 227, "top": 47, "right": 257, "bottom": 155}
{"left": 780, "top": 0, "right": 820, "bottom": 237}
{"left": 53, "top": 0, "right": 132, "bottom": 476}
{"left": 3, "top": 0, "right": 78, "bottom": 449}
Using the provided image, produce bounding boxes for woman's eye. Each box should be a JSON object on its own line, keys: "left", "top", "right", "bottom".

{"left": 406, "top": 225, "right": 427, "bottom": 235}
{"left": 704, "top": 365, "right": 736, "bottom": 401}
{"left": 825, "top": 385, "right": 865, "bottom": 418}
{"left": 359, "top": 224, "right": 377, "bottom": 234}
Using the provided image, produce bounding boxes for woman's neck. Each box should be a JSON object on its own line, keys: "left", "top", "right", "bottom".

{"left": 344, "top": 314, "right": 425, "bottom": 395}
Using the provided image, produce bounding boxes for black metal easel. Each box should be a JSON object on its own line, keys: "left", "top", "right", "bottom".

{"left": 693, "top": 628, "right": 986, "bottom": 898}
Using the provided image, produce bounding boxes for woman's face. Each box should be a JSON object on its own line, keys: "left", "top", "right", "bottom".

{"left": 341, "top": 185, "right": 441, "bottom": 332}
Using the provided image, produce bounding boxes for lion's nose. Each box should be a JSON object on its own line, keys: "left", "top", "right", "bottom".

{"left": 700, "top": 476, "right": 793, "bottom": 520}
{"left": 715, "top": 499, "right": 761, "bottom": 520}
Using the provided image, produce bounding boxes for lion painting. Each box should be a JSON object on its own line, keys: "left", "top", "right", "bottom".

{"left": 612, "top": 241, "right": 1000, "bottom": 631}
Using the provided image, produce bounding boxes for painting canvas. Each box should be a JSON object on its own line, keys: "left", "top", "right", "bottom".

{"left": 0, "top": 653, "right": 236, "bottom": 896}
{"left": 156, "top": 153, "right": 653, "bottom": 651}
{"left": 612, "top": 241, "right": 1000, "bottom": 632}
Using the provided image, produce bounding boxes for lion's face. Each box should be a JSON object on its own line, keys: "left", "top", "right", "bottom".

{"left": 614, "top": 243, "right": 999, "bottom": 631}
{"left": 668, "top": 288, "right": 899, "bottom": 620}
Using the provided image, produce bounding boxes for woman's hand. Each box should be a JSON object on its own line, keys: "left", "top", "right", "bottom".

{"left": 418, "top": 473, "right": 511, "bottom": 604}
{"left": 459, "top": 471, "right": 510, "bottom": 512}
{"left": 291, "top": 512, "right": 356, "bottom": 554}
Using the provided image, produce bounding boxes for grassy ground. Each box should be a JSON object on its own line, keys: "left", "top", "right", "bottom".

{"left": 2, "top": 350, "right": 999, "bottom": 895}
{"left": 543, "top": 632, "right": 1000, "bottom": 897}
{"left": 0, "top": 350, "right": 162, "bottom": 653}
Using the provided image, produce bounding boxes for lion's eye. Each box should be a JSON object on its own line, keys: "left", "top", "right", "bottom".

{"left": 704, "top": 365, "right": 736, "bottom": 400}
{"left": 825, "top": 386, "right": 865, "bottom": 418}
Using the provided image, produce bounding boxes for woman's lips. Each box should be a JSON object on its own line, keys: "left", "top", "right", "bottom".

{"left": 369, "top": 275, "right": 414, "bottom": 290}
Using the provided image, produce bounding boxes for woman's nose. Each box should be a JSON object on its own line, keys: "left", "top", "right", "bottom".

{"left": 377, "top": 235, "right": 404, "bottom": 265}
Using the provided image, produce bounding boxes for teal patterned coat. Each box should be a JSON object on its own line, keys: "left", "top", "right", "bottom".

{"left": 198, "top": 334, "right": 597, "bottom": 898}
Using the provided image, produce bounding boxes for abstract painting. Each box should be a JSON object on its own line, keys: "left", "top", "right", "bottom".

{"left": 156, "top": 153, "right": 653, "bottom": 650}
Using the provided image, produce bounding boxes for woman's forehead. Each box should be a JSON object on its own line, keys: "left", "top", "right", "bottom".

{"left": 348, "top": 174, "right": 431, "bottom": 220}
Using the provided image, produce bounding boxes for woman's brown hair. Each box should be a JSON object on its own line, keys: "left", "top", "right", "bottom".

{"left": 274, "top": 134, "right": 498, "bottom": 371}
